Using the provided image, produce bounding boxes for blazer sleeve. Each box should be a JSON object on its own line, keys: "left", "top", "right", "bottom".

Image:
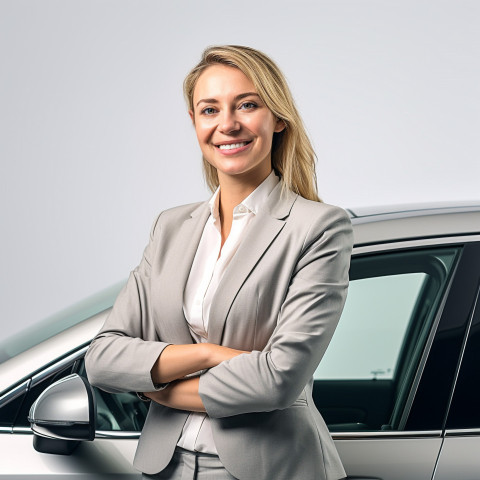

{"left": 84, "top": 213, "right": 170, "bottom": 394}
{"left": 198, "top": 205, "right": 353, "bottom": 418}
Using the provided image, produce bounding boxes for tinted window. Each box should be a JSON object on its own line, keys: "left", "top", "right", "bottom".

{"left": 314, "top": 247, "right": 460, "bottom": 432}
{"left": 316, "top": 272, "right": 426, "bottom": 380}
{"left": 0, "top": 383, "right": 27, "bottom": 427}
{"left": 76, "top": 360, "right": 147, "bottom": 432}
{"left": 93, "top": 388, "right": 147, "bottom": 432}
{"left": 445, "top": 286, "right": 480, "bottom": 429}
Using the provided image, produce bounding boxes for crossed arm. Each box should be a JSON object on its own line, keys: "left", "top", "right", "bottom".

{"left": 143, "top": 343, "right": 248, "bottom": 412}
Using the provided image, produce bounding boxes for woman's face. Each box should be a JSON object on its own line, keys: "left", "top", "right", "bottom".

{"left": 190, "top": 65, "right": 285, "bottom": 185}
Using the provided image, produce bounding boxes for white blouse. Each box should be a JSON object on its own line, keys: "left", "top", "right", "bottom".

{"left": 178, "top": 170, "right": 279, "bottom": 454}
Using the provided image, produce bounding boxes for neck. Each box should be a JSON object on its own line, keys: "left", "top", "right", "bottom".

{"left": 216, "top": 169, "right": 272, "bottom": 247}
{"left": 218, "top": 170, "right": 271, "bottom": 218}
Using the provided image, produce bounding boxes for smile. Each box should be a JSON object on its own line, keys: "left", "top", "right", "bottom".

{"left": 216, "top": 141, "right": 252, "bottom": 150}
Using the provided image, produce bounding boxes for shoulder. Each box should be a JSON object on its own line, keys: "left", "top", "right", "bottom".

{"left": 147, "top": 201, "right": 207, "bottom": 238}
{"left": 153, "top": 201, "right": 206, "bottom": 225}
{"left": 288, "top": 197, "right": 353, "bottom": 251}
{"left": 291, "top": 197, "right": 351, "bottom": 229}
{"left": 158, "top": 201, "right": 206, "bottom": 222}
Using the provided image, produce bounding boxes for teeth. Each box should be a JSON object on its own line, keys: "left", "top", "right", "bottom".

{"left": 218, "top": 142, "right": 248, "bottom": 150}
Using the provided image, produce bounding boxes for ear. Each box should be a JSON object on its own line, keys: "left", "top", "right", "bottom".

{"left": 189, "top": 110, "right": 195, "bottom": 125}
{"left": 274, "top": 117, "right": 286, "bottom": 133}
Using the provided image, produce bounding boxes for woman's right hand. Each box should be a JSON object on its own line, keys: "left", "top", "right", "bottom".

{"left": 150, "top": 343, "right": 249, "bottom": 385}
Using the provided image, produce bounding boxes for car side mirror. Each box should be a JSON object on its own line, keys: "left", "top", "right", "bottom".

{"left": 28, "top": 373, "right": 96, "bottom": 455}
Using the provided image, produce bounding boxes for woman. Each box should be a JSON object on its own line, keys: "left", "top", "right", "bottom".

{"left": 85, "top": 45, "right": 353, "bottom": 480}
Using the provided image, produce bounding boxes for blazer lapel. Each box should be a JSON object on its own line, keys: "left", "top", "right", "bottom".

{"left": 207, "top": 185, "right": 298, "bottom": 345}
{"left": 155, "top": 202, "right": 210, "bottom": 345}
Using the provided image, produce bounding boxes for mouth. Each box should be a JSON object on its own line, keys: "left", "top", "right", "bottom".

{"left": 215, "top": 140, "right": 252, "bottom": 150}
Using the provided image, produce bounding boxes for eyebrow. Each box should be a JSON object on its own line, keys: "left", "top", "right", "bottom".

{"left": 196, "top": 92, "right": 260, "bottom": 107}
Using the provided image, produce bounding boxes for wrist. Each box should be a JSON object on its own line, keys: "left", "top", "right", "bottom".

{"left": 150, "top": 355, "right": 162, "bottom": 385}
{"left": 199, "top": 343, "right": 215, "bottom": 368}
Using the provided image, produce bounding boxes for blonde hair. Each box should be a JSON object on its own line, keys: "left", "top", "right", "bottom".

{"left": 184, "top": 45, "right": 321, "bottom": 202}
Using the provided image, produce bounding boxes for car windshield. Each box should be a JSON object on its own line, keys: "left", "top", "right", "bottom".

{"left": 0, "top": 281, "right": 125, "bottom": 364}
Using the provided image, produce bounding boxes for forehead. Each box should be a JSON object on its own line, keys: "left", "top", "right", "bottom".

{"left": 193, "top": 65, "right": 257, "bottom": 103}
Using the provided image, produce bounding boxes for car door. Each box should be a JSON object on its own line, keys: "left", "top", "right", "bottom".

{"left": 314, "top": 239, "right": 479, "bottom": 480}
{"left": 432, "top": 240, "right": 480, "bottom": 479}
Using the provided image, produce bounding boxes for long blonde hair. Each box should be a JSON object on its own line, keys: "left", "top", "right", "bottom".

{"left": 184, "top": 45, "right": 320, "bottom": 202}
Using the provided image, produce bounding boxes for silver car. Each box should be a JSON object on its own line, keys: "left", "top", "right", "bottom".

{"left": 1, "top": 203, "right": 479, "bottom": 479}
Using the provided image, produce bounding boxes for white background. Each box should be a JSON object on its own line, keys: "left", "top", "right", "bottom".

{"left": 1, "top": 0, "right": 479, "bottom": 339}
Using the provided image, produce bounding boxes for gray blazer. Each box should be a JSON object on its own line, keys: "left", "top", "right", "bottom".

{"left": 85, "top": 183, "right": 353, "bottom": 480}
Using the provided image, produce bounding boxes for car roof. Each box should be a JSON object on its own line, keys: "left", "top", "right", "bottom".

{"left": 347, "top": 202, "right": 480, "bottom": 246}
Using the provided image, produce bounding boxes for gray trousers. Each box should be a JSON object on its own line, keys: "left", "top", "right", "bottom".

{"left": 143, "top": 448, "right": 238, "bottom": 480}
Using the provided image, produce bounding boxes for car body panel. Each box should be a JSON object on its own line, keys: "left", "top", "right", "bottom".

{"left": 352, "top": 211, "right": 480, "bottom": 246}
{"left": 0, "top": 433, "right": 140, "bottom": 477}
{"left": 335, "top": 435, "right": 443, "bottom": 480}
{"left": 434, "top": 436, "right": 480, "bottom": 479}
{"left": 348, "top": 201, "right": 480, "bottom": 218}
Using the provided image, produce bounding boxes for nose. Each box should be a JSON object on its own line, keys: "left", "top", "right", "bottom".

{"left": 218, "top": 110, "right": 240, "bottom": 134}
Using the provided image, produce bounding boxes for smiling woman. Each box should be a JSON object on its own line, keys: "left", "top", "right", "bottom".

{"left": 191, "top": 65, "right": 285, "bottom": 179}
{"left": 188, "top": 65, "right": 285, "bottom": 240}
{"left": 85, "top": 45, "right": 353, "bottom": 480}
{"left": 183, "top": 46, "right": 320, "bottom": 203}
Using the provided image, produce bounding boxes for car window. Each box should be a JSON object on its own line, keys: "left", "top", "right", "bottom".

{"left": 77, "top": 360, "right": 147, "bottom": 432}
{"left": 0, "top": 383, "right": 28, "bottom": 427}
{"left": 313, "top": 247, "right": 460, "bottom": 432}
{"left": 445, "top": 285, "right": 480, "bottom": 430}
{"left": 316, "top": 272, "right": 426, "bottom": 380}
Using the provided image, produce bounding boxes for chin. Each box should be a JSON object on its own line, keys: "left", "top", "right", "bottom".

{"left": 212, "top": 162, "right": 252, "bottom": 176}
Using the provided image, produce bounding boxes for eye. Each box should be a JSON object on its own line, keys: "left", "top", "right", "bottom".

{"left": 201, "top": 107, "right": 217, "bottom": 115}
{"left": 239, "top": 102, "right": 257, "bottom": 110}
